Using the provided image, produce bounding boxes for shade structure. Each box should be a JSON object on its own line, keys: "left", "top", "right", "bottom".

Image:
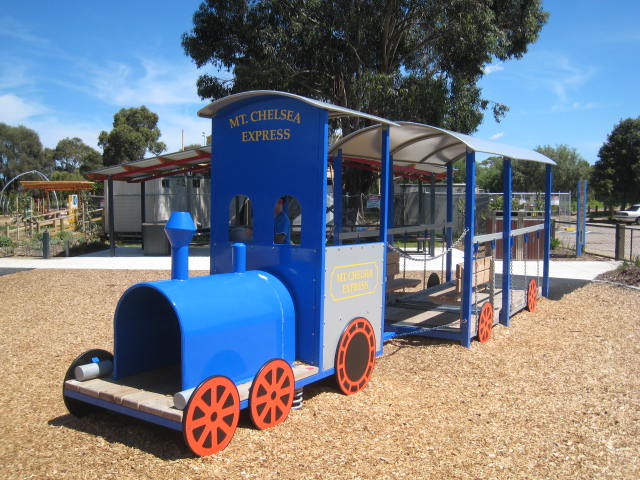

{"left": 85, "top": 146, "right": 211, "bottom": 183}
{"left": 329, "top": 121, "right": 555, "bottom": 178}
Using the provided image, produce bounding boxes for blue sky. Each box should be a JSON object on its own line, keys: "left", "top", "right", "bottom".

{"left": 1, "top": 1, "right": 639, "bottom": 164}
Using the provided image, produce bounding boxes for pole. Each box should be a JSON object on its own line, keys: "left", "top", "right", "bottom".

{"left": 333, "top": 150, "right": 343, "bottom": 245}
{"left": 108, "top": 176, "right": 115, "bottom": 257}
{"left": 543, "top": 165, "right": 553, "bottom": 297}
{"left": 501, "top": 158, "right": 513, "bottom": 326}
{"left": 140, "top": 181, "right": 146, "bottom": 248}
{"left": 461, "top": 150, "right": 476, "bottom": 347}
{"left": 446, "top": 163, "right": 453, "bottom": 282}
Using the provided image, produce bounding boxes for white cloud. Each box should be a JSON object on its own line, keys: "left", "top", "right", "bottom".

{"left": 489, "top": 132, "right": 505, "bottom": 140}
{"left": 484, "top": 63, "right": 504, "bottom": 75}
{"left": 156, "top": 110, "right": 211, "bottom": 152}
{"left": 0, "top": 94, "right": 48, "bottom": 124}
{"left": 28, "top": 117, "right": 103, "bottom": 151}
{"left": 86, "top": 58, "right": 203, "bottom": 107}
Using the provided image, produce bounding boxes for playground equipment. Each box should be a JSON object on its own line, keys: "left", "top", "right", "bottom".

{"left": 62, "top": 91, "right": 555, "bottom": 456}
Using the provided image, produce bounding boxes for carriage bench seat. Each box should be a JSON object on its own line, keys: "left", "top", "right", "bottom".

{"left": 427, "top": 256, "right": 492, "bottom": 305}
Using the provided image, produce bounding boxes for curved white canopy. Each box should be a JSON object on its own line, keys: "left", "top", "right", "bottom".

{"left": 329, "top": 121, "right": 555, "bottom": 176}
{"left": 198, "top": 90, "right": 399, "bottom": 127}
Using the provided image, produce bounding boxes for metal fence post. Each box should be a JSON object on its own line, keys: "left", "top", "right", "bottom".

{"left": 42, "top": 230, "right": 50, "bottom": 259}
{"left": 615, "top": 224, "right": 625, "bottom": 260}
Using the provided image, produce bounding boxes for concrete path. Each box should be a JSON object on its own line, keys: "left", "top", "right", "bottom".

{"left": 0, "top": 246, "right": 620, "bottom": 281}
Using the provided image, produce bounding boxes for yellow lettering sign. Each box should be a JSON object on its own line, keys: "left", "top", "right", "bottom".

{"left": 228, "top": 108, "right": 301, "bottom": 142}
{"left": 330, "top": 262, "right": 379, "bottom": 301}
{"left": 241, "top": 128, "right": 291, "bottom": 142}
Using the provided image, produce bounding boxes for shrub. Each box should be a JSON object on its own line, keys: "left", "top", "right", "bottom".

{"left": 0, "top": 235, "right": 16, "bottom": 247}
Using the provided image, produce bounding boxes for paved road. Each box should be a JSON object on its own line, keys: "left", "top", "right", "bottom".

{"left": 556, "top": 221, "right": 640, "bottom": 259}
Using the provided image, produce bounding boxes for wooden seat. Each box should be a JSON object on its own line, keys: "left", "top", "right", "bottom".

{"left": 427, "top": 256, "right": 492, "bottom": 305}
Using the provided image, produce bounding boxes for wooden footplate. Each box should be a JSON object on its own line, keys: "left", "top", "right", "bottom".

{"left": 64, "top": 363, "right": 319, "bottom": 423}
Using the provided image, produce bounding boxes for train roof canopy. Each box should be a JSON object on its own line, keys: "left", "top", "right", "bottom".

{"left": 329, "top": 121, "right": 555, "bottom": 177}
{"left": 197, "top": 90, "right": 399, "bottom": 127}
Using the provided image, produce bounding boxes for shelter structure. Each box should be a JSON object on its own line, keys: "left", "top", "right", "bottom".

{"left": 85, "top": 146, "right": 211, "bottom": 255}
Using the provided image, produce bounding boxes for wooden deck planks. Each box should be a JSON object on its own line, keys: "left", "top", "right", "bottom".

{"left": 64, "top": 363, "right": 321, "bottom": 422}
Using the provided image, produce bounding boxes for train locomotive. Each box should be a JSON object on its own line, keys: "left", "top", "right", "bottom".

{"left": 62, "top": 92, "right": 394, "bottom": 456}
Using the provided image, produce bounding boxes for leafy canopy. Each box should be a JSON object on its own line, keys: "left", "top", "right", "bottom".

{"left": 183, "top": 0, "right": 547, "bottom": 134}
{"left": 455, "top": 144, "right": 590, "bottom": 195}
{"left": 590, "top": 117, "right": 640, "bottom": 209}
{"left": 0, "top": 123, "right": 49, "bottom": 188}
{"left": 98, "top": 106, "right": 166, "bottom": 166}
{"left": 50, "top": 137, "right": 103, "bottom": 173}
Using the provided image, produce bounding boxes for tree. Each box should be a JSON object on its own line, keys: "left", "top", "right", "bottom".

{"left": 457, "top": 145, "right": 590, "bottom": 196}
{"left": 51, "top": 137, "right": 103, "bottom": 173}
{"left": 98, "top": 106, "right": 166, "bottom": 166}
{"left": 182, "top": 0, "right": 547, "bottom": 135}
{"left": 0, "top": 123, "right": 49, "bottom": 189}
{"left": 591, "top": 117, "right": 640, "bottom": 209}
{"left": 535, "top": 145, "right": 590, "bottom": 197}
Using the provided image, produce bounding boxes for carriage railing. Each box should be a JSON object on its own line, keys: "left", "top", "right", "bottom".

{"left": 474, "top": 223, "right": 544, "bottom": 316}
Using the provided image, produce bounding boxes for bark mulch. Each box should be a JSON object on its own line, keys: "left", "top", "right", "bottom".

{"left": 0, "top": 269, "right": 638, "bottom": 479}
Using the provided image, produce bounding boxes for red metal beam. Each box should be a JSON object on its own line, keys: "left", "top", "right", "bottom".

{"left": 127, "top": 164, "right": 210, "bottom": 183}
{"left": 112, "top": 152, "right": 211, "bottom": 179}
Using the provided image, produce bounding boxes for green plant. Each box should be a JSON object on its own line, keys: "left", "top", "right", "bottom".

{"left": 56, "top": 230, "right": 74, "bottom": 244}
{"left": 0, "top": 235, "right": 16, "bottom": 247}
{"left": 550, "top": 238, "right": 561, "bottom": 250}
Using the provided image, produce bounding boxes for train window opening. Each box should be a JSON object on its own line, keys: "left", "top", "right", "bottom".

{"left": 229, "top": 194, "right": 254, "bottom": 243}
{"left": 274, "top": 195, "right": 301, "bottom": 245}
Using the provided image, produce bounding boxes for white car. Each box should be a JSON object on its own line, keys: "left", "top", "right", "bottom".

{"left": 615, "top": 204, "right": 640, "bottom": 224}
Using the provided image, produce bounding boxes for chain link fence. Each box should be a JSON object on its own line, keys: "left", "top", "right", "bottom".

{"left": 341, "top": 185, "right": 569, "bottom": 238}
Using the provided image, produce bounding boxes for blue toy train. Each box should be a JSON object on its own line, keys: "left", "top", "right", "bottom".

{"left": 63, "top": 91, "right": 552, "bottom": 456}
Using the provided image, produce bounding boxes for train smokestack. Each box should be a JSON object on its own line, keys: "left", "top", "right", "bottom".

{"left": 165, "top": 212, "right": 196, "bottom": 280}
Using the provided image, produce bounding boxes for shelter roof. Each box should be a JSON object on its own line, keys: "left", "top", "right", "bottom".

{"left": 20, "top": 180, "right": 95, "bottom": 191}
{"left": 329, "top": 122, "right": 555, "bottom": 178}
{"left": 197, "top": 90, "right": 399, "bottom": 127}
{"left": 84, "top": 146, "right": 211, "bottom": 183}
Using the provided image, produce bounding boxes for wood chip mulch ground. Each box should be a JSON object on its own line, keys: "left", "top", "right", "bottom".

{"left": 1, "top": 268, "right": 638, "bottom": 479}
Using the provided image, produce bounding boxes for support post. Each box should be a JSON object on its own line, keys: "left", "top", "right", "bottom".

{"left": 429, "top": 177, "right": 436, "bottom": 256}
{"left": 461, "top": 150, "right": 476, "bottom": 347}
{"left": 108, "top": 176, "right": 115, "bottom": 257}
{"left": 140, "top": 181, "right": 146, "bottom": 248}
{"left": 581, "top": 180, "right": 588, "bottom": 251}
{"left": 446, "top": 164, "right": 454, "bottom": 282}
{"left": 333, "top": 151, "right": 343, "bottom": 245}
{"left": 543, "top": 165, "right": 553, "bottom": 297}
{"left": 576, "top": 180, "right": 583, "bottom": 257}
{"left": 379, "top": 128, "right": 391, "bottom": 245}
{"left": 615, "top": 224, "right": 625, "bottom": 260}
{"left": 501, "top": 158, "right": 513, "bottom": 325}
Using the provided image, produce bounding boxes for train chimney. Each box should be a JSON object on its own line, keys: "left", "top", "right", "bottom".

{"left": 232, "top": 242, "right": 246, "bottom": 273}
{"left": 164, "top": 211, "right": 196, "bottom": 280}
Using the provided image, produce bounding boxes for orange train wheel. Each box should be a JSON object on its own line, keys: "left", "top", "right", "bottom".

{"left": 249, "top": 359, "right": 294, "bottom": 430}
{"left": 183, "top": 376, "right": 240, "bottom": 457}
{"left": 335, "top": 317, "right": 376, "bottom": 395}
{"left": 477, "top": 302, "right": 494, "bottom": 343}
{"left": 527, "top": 279, "right": 538, "bottom": 313}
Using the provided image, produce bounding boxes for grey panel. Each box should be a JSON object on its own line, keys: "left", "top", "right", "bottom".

{"left": 323, "top": 243, "right": 384, "bottom": 371}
